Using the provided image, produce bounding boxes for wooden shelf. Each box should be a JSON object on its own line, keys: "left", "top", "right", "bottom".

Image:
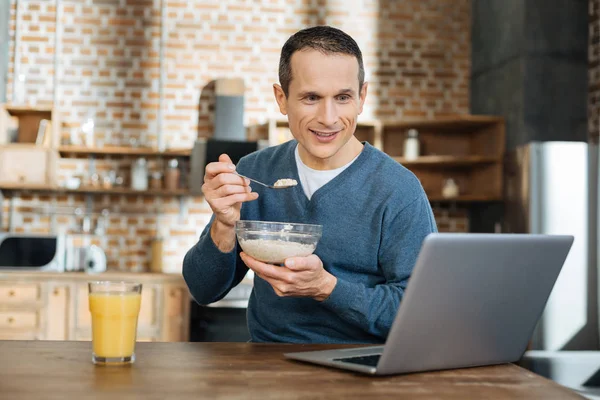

{"left": 4, "top": 105, "right": 53, "bottom": 116}
{"left": 0, "top": 183, "right": 59, "bottom": 191}
{"left": 0, "top": 183, "right": 193, "bottom": 197}
{"left": 68, "top": 187, "right": 191, "bottom": 196}
{"left": 58, "top": 145, "right": 191, "bottom": 157}
{"left": 380, "top": 115, "right": 505, "bottom": 204}
{"left": 393, "top": 155, "right": 500, "bottom": 167}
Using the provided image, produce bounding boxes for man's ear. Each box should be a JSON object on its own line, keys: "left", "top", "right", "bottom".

{"left": 358, "top": 82, "right": 368, "bottom": 115}
{"left": 273, "top": 84, "right": 288, "bottom": 115}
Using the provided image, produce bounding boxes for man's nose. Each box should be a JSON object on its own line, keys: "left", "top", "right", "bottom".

{"left": 317, "top": 99, "right": 338, "bottom": 127}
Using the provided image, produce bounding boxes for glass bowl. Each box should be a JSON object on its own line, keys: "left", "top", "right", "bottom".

{"left": 235, "top": 220, "right": 323, "bottom": 264}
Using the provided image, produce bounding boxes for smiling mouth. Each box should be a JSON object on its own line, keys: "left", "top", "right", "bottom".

{"left": 310, "top": 129, "right": 340, "bottom": 137}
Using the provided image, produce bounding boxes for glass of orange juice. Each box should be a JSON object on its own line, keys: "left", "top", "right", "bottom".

{"left": 88, "top": 281, "right": 142, "bottom": 365}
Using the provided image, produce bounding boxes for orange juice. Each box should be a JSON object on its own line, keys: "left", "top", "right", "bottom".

{"left": 89, "top": 292, "right": 141, "bottom": 359}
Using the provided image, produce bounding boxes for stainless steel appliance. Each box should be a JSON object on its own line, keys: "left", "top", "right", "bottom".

{"left": 504, "top": 141, "right": 599, "bottom": 350}
{"left": 0, "top": 233, "right": 66, "bottom": 272}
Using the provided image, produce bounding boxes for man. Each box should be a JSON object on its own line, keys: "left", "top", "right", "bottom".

{"left": 183, "top": 26, "right": 437, "bottom": 344}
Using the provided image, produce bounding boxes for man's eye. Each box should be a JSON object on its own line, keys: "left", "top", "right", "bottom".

{"left": 306, "top": 95, "right": 319, "bottom": 102}
{"left": 338, "top": 95, "right": 351, "bottom": 102}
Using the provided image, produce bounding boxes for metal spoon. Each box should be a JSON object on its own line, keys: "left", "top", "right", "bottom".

{"left": 234, "top": 172, "right": 297, "bottom": 189}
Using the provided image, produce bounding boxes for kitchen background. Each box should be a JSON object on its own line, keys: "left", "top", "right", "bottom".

{"left": 0, "top": 0, "right": 596, "bottom": 350}
{"left": 0, "top": 0, "right": 474, "bottom": 273}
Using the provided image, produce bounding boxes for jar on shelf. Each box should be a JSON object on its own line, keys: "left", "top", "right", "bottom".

{"left": 89, "top": 173, "right": 100, "bottom": 188}
{"left": 102, "top": 175, "right": 112, "bottom": 189}
{"left": 403, "top": 129, "right": 420, "bottom": 160}
{"left": 150, "top": 171, "right": 163, "bottom": 190}
{"left": 442, "top": 178, "right": 459, "bottom": 199}
{"left": 114, "top": 175, "right": 124, "bottom": 187}
{"left": 131, "top": 158, "right": 148, "bottom": 191}
{"left": 164, "top": 159, "right": 180, "bottom": 191}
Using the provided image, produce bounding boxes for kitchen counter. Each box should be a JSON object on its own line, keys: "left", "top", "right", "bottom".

{"left": 0, "top": 341, "right": 583, "bottom": 399}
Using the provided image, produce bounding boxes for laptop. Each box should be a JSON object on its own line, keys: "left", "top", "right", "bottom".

{"left": 284, "top": 233, "right": 574, "bottom": 375}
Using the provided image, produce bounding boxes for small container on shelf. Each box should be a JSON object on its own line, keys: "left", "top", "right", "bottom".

{"left": 403, "top": 129, "right": 420, "bottom": 160}
{"left": 114, "top": 175, "right": 124, "bottom": 187}
{"left": 89, "top": 173, "right": 100, "bottom": 188}
{"left": 164, "top": 158, "right": 180, "bottom": 191}
{"left": 81, "top": 114, "right": 95, "bottom": 148}
{"left": 102, "top": 175, "right": 112, "bottom": 189}
{"left": 131, "top": 157, "right": 148, "bottom": 191}
{"left": 64, "top": 176, "right": 81, "bottom": 190}
{"left": 150, "top": 171, "right": 163, "bottom": 190}
{"left": 442, "top": 178, "right": 459, "bottom": 199}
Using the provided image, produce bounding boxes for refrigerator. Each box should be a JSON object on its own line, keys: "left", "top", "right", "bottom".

{"left": 503, "top": 141, "right": 599, "bottom": 351}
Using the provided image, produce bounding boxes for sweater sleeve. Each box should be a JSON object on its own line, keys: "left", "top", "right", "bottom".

{"left": 320, "top": 194, "right": 437, "bottom": 340}
{"left": 182, "top": 215, "right": 249, "bottom": 305}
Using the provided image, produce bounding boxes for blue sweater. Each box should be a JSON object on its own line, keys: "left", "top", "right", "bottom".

{"left": 183, "top": 140, "right": 437, "bottom": 344}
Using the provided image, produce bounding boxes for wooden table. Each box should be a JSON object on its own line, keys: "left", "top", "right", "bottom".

{"left": 0, "top": 341, "right": 583, "bottom": 399}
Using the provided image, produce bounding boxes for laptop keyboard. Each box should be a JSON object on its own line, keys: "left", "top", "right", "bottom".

{"left": 333, "top": 354, "right": 381, "bottom": 367}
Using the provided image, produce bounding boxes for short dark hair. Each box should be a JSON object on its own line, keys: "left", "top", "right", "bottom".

{"left": 278, "top": 26, "right": 365, "bottom": 97}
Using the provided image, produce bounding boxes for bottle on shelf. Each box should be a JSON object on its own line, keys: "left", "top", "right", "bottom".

{"left": 131, "top": 158, "right": 148, "bottom": 191}
{"left": 403, "top": 129, "right": 420, "bottom": 160}
{"left": 95, "top": 209, "right": 109, "bottom": 236}
{"left": 164, "top": 159, "right": 180, "bottom": 191}
{"left": 81, "top": 113, "right": 95, "bottom": 147}
{"left": 150, "top": 171, "right": 163, "bottom": 190}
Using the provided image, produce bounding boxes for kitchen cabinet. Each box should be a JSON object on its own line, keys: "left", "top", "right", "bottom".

{"left": 0, "top": 103, "right": 194, "bottom": 197}
{"left": 0, "top": 145, "right": 194, "bottom": 197}
{"left": 0, "top": 105, "right": 60, "bottom": 188}
{"left": 0, "top": 105, "right": 59, "bottom": 147}
{"left": 0, "top": 272, "right": 190, "bottom": 342}
{"left": 381, "top": 116, "right": 505, "bottom": 202}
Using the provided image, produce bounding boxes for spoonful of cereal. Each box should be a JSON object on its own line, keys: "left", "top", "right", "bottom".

{"left": 234, "top": 173, "right": 297, "bottom": 189}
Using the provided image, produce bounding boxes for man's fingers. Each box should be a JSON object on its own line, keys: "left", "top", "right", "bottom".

{"left": 203, "top": 171, "right": 249, "bottom": 193}
{"left": 284, "top": 254, "right": 321, "bottom": 270}
{"left": 219, "top": 154, "right": 233, "bottom": 165}
{"left": 204, "top": 158, "right": 236, "bottom": 180}
{"left": 240, "top": 252, "right": 288, "bottom": 280}
{"left": 216, "top": 184, "right": 253, "bottom": 198}
{"left": 211, "top": 193, "right": 259, "bottom": 210}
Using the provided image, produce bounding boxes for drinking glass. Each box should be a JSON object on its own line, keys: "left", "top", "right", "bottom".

{"left": 88, "top": 281, "right": 142, "bottom": 365}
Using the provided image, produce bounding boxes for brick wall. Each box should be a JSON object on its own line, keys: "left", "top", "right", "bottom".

{"left": 4, "top": 0, "right": 472, "bottom": 272}
{"left": 591, "top": 0, "right": 600, "bottom": 142}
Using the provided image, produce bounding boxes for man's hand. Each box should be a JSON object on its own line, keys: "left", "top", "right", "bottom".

{"left": 240, "top": 253, "right": 337, "bottom": 301}
{"left": 203, "top": 154, "right": 258, "bottom": 227}
{"left": 202, "top": 154, "right": 258, "bottom": 252}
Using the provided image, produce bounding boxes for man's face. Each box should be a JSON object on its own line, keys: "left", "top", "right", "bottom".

{"left": 274, "top": 49, "right": 368, "bottom": 170}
